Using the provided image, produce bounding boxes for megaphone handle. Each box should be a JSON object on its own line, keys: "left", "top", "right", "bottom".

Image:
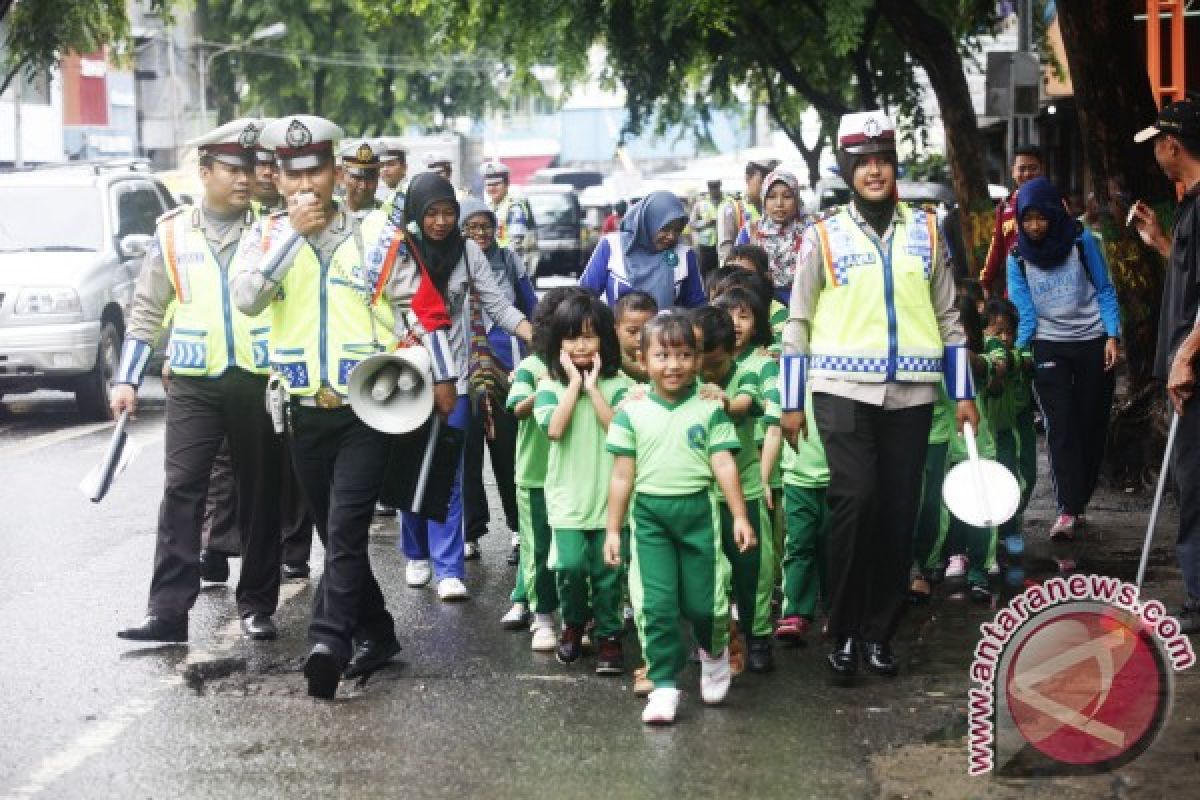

{"left": 963, "top": 421, "right": 979, "bottom": 463}
{"left": 962, "top": 421, "right": 995, "bottom": 527}
{"left": 412, "top": 415, "right": 441, "bottom": 513}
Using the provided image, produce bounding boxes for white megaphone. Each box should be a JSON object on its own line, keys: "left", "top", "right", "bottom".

{"left": 347, "top": 347, "right": 434, "bottom": 434}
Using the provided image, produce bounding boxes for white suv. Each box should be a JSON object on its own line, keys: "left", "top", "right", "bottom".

{"left": 0, "top": 163, "right": 174, "bottom": 419}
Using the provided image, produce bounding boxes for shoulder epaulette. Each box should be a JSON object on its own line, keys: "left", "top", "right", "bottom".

{"left": 156, "top": 206, "right": 187, "bottom": 226}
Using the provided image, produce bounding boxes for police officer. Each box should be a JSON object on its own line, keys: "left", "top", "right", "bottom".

{"left": 690, "top": 178, "right": 723, "bottom": 276}
{"left": 231, "top": 115, "right": 458, "bottom": 698}
{"left": 338, "top": 138, "right": 381, "bottom": 220}
{"left": 114, "top": 118, "right": 284, "bottom": 644}
{"left": 482, "top": 160, "right": 538, "bottom": 270}
{"left": 252, "top": 123, "right": 283, "bottom": 213}
{"left": 425, "top": 151, "right": 469, "bottom": 199}
{"left": 717, "top": 159, "right": 775, "bottom": 261}
{"left": 376, "top": 136, "right": 407, "bottom": 211}
{"left": 779, "top": 111, "right": 978, "bottom": 682}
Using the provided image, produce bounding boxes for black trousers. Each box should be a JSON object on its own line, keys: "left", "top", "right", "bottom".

{"left": 148, "top": 371, "right": 282, "bottom": 619}
{"left": 462, "top": 398, "right": 519, "bottom": 542}
{"left": 812, "top": 393, "right": 932, "bottom": 643}
{"left": 1031, "top": 337, "right": 1114, "bottom": 516}
{"left": 1172, "top": 393, "right": 1200, "bottom": 601}
{"left": 279, "top": 433, "right": 316, "bottom": 567}
{"left": 289, "top": 405, "right": 394, "bottom": 663}
{"left": 201, "top": 436, "right": 315, "bottom": 566}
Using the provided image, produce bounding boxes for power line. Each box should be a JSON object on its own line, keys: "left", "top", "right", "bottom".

{"left": 194, "top": 40, "right": 501, "bottom": 74}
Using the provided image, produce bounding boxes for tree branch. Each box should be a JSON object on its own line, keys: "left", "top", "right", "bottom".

{"left": 743, "top": 6, "right": 851, "bottom": 116}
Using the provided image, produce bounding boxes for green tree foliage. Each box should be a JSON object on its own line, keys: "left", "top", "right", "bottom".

{"left": 196, "top": 0, "right": 505, "bottom": 133}
{"left": 0, "top": 0, "right": 165, "bottom": 96}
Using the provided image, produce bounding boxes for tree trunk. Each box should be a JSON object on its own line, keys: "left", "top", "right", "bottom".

{"left": 1057, "top": 0, "right": 1171, "bottom": 388}
{"left": 1057, "top": 0, "right": 1174, "bottom": 489}
{"left": 878, "top": 0, "right": 993, "bottom": 274}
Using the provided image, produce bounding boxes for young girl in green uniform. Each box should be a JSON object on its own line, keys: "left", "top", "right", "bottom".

{"left": 605, "top": 313, "right": 756, "bottom": 725}
{"left": 502, "top": 287, "right": 583, "bottom": 651}
{"left": 534, "top": 294, "right": 631, "bottom": 672}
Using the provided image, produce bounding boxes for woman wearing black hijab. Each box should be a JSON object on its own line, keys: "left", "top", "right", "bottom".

{"left": 398, "top": 173, "right": 533, "bottom": 602}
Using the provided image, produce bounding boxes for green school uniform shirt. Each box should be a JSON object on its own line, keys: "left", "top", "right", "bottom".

{"left": 708, "top": 355, "right": 765, "bottom": 501}
{"left": 751, "top": 350, "right": 784, "bottom": 490}
{"left": 782, "top": 388, "right": 830, "bottom": 488}
{"left": 534, "top": 372, "right": 631, "bottom": 529}
{"left": 606, "top": 386, "right": 741, "bottom": 496}
{"left": 506, "top": 354, "right": 550, "bottom": 489}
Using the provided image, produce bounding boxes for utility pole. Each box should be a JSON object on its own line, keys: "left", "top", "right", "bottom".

{"left": 13, "top": 71, "right": 22, "bottom": 169}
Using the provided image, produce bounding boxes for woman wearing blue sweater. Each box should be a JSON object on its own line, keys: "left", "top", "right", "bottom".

{"left": 1007, "top": 177, "right": 1122, "bottom": 542}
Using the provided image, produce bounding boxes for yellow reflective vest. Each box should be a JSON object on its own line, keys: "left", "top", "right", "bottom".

{"left": 158, "top": 208, "right": 270, "bottom": 377}
{"left": 809, "top": 203, "right": 944, "bottom": 383}
{"left": 264, "top": 212, "right": 397, "bottom": 398}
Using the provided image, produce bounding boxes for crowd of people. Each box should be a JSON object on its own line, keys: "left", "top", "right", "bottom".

{"left": 106, "top": 92, "right": 1200, "bottom": 723}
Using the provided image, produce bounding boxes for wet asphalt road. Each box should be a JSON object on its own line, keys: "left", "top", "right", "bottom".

{"left": 0, "top": 383, "right": 1191, "bottom": 799}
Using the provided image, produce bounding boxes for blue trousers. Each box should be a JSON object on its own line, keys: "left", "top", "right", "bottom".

{"left": 400, "top": 394, "right": 469, "bottom": 580}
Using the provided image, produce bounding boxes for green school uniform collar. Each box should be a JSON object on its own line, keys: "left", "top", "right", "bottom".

{"left": 649, "top": 384, "right": 697, "bottom": 410}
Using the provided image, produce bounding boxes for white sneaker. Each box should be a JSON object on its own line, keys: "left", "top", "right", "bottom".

{"left": 945, "top": 554, "right": 968, "bottom": 579}
{"left": 405, "top": 559, "right": 432, "bottom": 587}
{"left": 987, "top": 561, "right": 1001, "bottom": 577}
{"left": 501, "top": 602, "right": 528, "bottom": 629}
{"left": 699, "top": 648, "right": 732, "bottom": 705}
{"left": 437, "top": 577, "right": 469, "bottom": 601}
{"left": 510, "top": 531, "right": 520, "bottom": 548}
{"left": 530, "top": 615, "right": 557, "bottom": 652}
{"left": 641, "top": 688, "right": 681, "bottom": 725}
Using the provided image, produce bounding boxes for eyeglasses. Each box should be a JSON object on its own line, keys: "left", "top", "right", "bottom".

{"left": 464, "top": 223, "right": 495, "bottom": 235}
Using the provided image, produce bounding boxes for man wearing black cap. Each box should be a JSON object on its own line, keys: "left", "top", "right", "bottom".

{"left": 113, "top": 118, "right": 284, "bottom": 644}
{"left": 1133, "top": 94, "right": 1200, "bottom": 634}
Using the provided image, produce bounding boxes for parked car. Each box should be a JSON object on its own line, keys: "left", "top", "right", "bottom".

{"left": 522, "top": 184, "right": 584, "bottom": 279}
{"left": 530, "top": 167, "right": 605, "bottom": 191}
{"left": 0, "top": 163, "right": 175, "bottom": 419}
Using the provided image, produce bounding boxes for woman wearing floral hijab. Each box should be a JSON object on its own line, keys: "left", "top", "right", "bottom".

{"left": 735, "top": 168, "right": 812, "bottom": 303}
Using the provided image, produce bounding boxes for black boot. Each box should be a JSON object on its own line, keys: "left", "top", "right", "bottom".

{"left": 747, "top": 635, "right": 775, "bottom": 673}
{"left": 827, "top": 637, "right": 859, "bottom": 680}
{"left": 864, "top": 641, "right": 899, "bottom": 676}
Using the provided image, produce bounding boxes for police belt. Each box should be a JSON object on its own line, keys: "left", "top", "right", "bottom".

{"left": 291, "top": 386, "right": 352, "bottom": 409}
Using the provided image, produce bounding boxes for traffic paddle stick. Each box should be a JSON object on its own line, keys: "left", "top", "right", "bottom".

{"left": 943, "top": 421, "right": 1021, "bottom": 528}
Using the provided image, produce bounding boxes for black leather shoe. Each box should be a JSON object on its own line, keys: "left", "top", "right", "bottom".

{"left": 343, "top": 636, "right": 402, "bottom": 679}
{"left": 747, "top": 636, "right": 775, "bottom": 673}
{"left": 864, "top": 641, "right": 899, "bottom": 676}
{"left": 240, "top": 613, "right": 278, "bottom": 641}
{"left": 507, "top": 542, "right": 521, "bottom": 566}
{"left": 199, "top": 550, "right": 229, "bottom": 583}
{"left": 304, "top": 644, "right": 343, "bottom": 699}
{"left": 117, "top": 615, "right": 187, "bottom": 643}
{"left": 282, "top": 562, "right": 310, "bottom": 579}
{"left": 827, "top": 637, "right": 859, "bottom": 679}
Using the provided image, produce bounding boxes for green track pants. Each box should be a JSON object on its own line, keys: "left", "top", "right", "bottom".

{"left": 720, "top": 498, "right": 775, "bottom": 636}
{"left": 629, "top": 490, "right": 731, "bottom": 689}
{"left": 781, "top": 485, "right": 830, "bottom": 620}
{"left": 550, "top": 527, "right": 621, "bottom": 637}
{"left": 510, "top": 487, "right": 558, "bottom": 613}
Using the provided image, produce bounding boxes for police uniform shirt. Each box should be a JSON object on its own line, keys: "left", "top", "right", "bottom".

{"left": 780, "top": 202, "right": 965, "bottom": 409}
{"left": 125, "top": 206, "right": 253, "bottom": 345}
{"left": 230, "top": 206, "right": 441, "bottom": 358}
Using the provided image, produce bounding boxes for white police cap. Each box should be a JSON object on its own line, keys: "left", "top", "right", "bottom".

{"left": 185, "top": 117, "right": 263, "bottom": 168}
{"left": 837, "top": 110, "right": 896, "bottom": 155}
{"left": 425, "top": 151, "right": 453, "bottom": 168}
{"left": 338, "top": 138, "right": 381, "bottom": 175}
{"left": 377, "top": 136, "right": 407, "bottom": 163}
{"left": 259, "top": 115, "right": 344, "bottom": 171}
{"left": 481, "top": 160, "right": 510, "bottom": 183}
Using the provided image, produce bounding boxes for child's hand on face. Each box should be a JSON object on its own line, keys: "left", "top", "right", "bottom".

{"left": 560, "top": 350, "right": 582, "bottom": 386}
{"left": 583, "top": 353, "right": 602, "bottom": 390}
